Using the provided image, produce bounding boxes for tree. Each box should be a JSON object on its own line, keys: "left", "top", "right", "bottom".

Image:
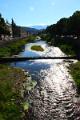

{"left": 0, "top": 13, "right": 10, "bottom": 37}
{"left": 11, "top": 18, "right": 16, "bottom": 37}
{"left": 68, "top": 11, "right": 80, "bottom": 36}
{"left": 11, "top": 18, "right": 20, "bottom": 38}
{"left": 0, "top": 14, "right": 5, "bottom": 35}
{"left": 46, "top": 10, "right": 80, "bottom": 36}
{"left": 56, "top": 18, "right": 68, "bottom": 35}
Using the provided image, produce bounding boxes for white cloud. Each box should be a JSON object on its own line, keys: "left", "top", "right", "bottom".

{"left": 29, "top": 6, "right": 35, "bottom": 11}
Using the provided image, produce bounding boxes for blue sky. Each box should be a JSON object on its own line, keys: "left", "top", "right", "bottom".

{"left": 0, "top": 0, "right": 80, "bottom": 26}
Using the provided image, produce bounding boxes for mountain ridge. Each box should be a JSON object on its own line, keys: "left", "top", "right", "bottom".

{"left": 30, "top": 25, "right": 47, "bottom": 30}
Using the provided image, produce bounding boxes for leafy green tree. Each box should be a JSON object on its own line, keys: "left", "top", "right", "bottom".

{"left": 46, "top": 11, "right": 80, "bottom": 36}
{"left": 56, "top": 18, "right": 68, "bottom": 35}
{"left": 68, "top": 11, "right": 80, "bottom": 36}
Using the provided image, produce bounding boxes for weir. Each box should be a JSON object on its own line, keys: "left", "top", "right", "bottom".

{"left": 0, "top": 56, "right": 79, "bottom": 63}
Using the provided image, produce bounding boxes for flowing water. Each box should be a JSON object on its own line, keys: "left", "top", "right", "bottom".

{"left": 11, "top": 40, "right": 80, "bottom": 120}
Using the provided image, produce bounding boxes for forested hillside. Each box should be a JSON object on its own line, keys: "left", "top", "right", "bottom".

{"left": 42, "top": 11, "right": 80, "bottom": 57}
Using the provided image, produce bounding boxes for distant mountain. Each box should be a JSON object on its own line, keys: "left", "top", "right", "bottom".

{"left": 31, "top": 25, "right": 47, "bottom": 30}
{"left": 21, "top": 26, "right": 39, "bottom": 34}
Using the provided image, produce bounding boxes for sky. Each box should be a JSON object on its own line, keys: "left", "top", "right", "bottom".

{"left": 0, "top": 0, "right": 80, "bottom": 26}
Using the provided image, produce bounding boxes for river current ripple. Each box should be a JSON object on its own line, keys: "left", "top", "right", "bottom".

{"left": 12, "top": 40, "right": 80, "bottom": 120}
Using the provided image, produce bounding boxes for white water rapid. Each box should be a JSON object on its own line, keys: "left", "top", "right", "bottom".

{"left": 12, "top": 40, "right": 80, "bottom": 120}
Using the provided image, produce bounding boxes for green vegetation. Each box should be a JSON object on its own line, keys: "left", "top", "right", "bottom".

{"left": 52, "top": 38, "right": 76, "bottom": 56}
{"left": 23, "top": 102, "right": 30, "bottom": 111}
{"left": 70, "top": 62, "right": 80, "bottom": 93}
{"left": 0, "top": 35, "right": 37, "bottom": 119}
{"left": 31, "top": 45, "right": 44, "bottom": 51}
{"left": 0, "top": 64, "right": 25, "bottom": 120}
{"left": 42, "top": 11, "right": 80, "bottom": 56}
{"left": 41, "top": 33, "right": 76, "bottom": 56}
{"left": 46, "top": 11, "right": 80, "bottom": 37}
{"left": 25, "top": 80, "right": 37, "bottom": 91}
{"left": 0, "top": 39, "right": 27, "bottom": 57}
{"left": 0, "top": 64, "right": 37, "bottom": 119}
{"left": 57, "top": 44, "right": 75, "bottom": 56}
{"left": 0, "top": 14, "right": 10, "bottom": 37}
{"left": 11, "top": 19, "right": 20, "bottom": 38}
{"left": 0, "top": 35, "right": 36, "bottom": 57}
{"left": 39, "top": 10, "right": 80, "bottom": 93}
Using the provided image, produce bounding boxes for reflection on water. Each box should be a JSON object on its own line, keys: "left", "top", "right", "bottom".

{"left": 12, "top": 60, "right": 50, "bottom": 80}
{"left": 11, "top": 40, "right": 80, "bottom": 120}
{"left": 11, "top": 40, "right": 49, "bottom": 79}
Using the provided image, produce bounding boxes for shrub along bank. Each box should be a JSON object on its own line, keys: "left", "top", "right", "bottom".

{"left": 70, "top": 62, "right": 80, "bottom": 94}
{"left": 0, "top": 64, "right": 37, "bottom": 120}
{"left": 0, "top": 35, "right": 36, "bottom": 57}
{"left": 51, "top": 37, "right": 80, "bottom": 94}
{"left": 0, "top": 35, "right": 37, "bottom": 119}
{"left": 0, "top": 64, "right": 24, "bottom": 120}
{"left": 40, "top": 10, "right": 80, "bottom": 93}
{"left": 40, "top": 34, "right": 80, "bottom": 93}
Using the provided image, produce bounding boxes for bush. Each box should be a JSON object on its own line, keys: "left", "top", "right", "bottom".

{"left": 0, "top": 36, "right": 37, "bottom": 57}
{"left": 0, "top": 65, "right": 23, "bottom": 120}
{"left": 58, "top": 44, "right": 75, "bottom": 55}
{"left": 31, "top": 45, "right": 44, "bottom": 51}
{"left": 70, "top": 62, "right": 80, "bottom": 93}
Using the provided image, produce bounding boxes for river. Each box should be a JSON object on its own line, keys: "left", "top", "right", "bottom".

{"left": 11, "top": 40, "right": 80, "bottom": 120}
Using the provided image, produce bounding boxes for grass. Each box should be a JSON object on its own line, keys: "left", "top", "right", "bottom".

{"left": 70, "top": 61, "right": 80, "bottom": 94}
{"left": 0, "top": 39, "right": 28, "bottom": 57}
{"left": 58, "top": 44, "right": 76, "bottom": 56}
{"left": 0, "top": 35, "right": 38, "bottom": 119}
{"left": 31, "top": 45, "right": 44, "bottom": 51}
{"left": 0, "top": 64, "right": 37, "bottom": 119}
{"left": 0, "top": 64, "right": 27, "bottom": 120}
{"left": 0, "top": 35, "right": 36, "bottom": 57}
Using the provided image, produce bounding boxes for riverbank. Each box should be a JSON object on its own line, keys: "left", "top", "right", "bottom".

{"left": 0, "top": 35, "right": 36, "bottom": 57}
{"left": 54, "top": 43, "right": 80, "bottom": 94}
{"left": 4, "top": 39, "right": 79, "bottom": 119}
{"left": 54, "top": 41, "right": 80, "bottom": 94}
{"left": 0, "top": 64, "right": 37, "bottom": 120}
{"left": 70, "top": 62, "right": 80, "bottom": 94}
{"left": 17, "top": 40, "right": 80, "bottom": 119}
{"left": 0, "top": 64, "right": 24, "bottom": 119}
{"left": 41, "top": 35, "right": 80, "bottom": 94}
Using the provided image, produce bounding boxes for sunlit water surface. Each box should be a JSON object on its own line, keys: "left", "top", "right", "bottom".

{"left": 11, "top": 40, "right": 80, "bottom": 120}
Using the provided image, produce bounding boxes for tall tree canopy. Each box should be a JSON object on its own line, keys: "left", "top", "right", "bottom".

{"left": 46, "top": 11, "right": 80, "bottom": 36}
